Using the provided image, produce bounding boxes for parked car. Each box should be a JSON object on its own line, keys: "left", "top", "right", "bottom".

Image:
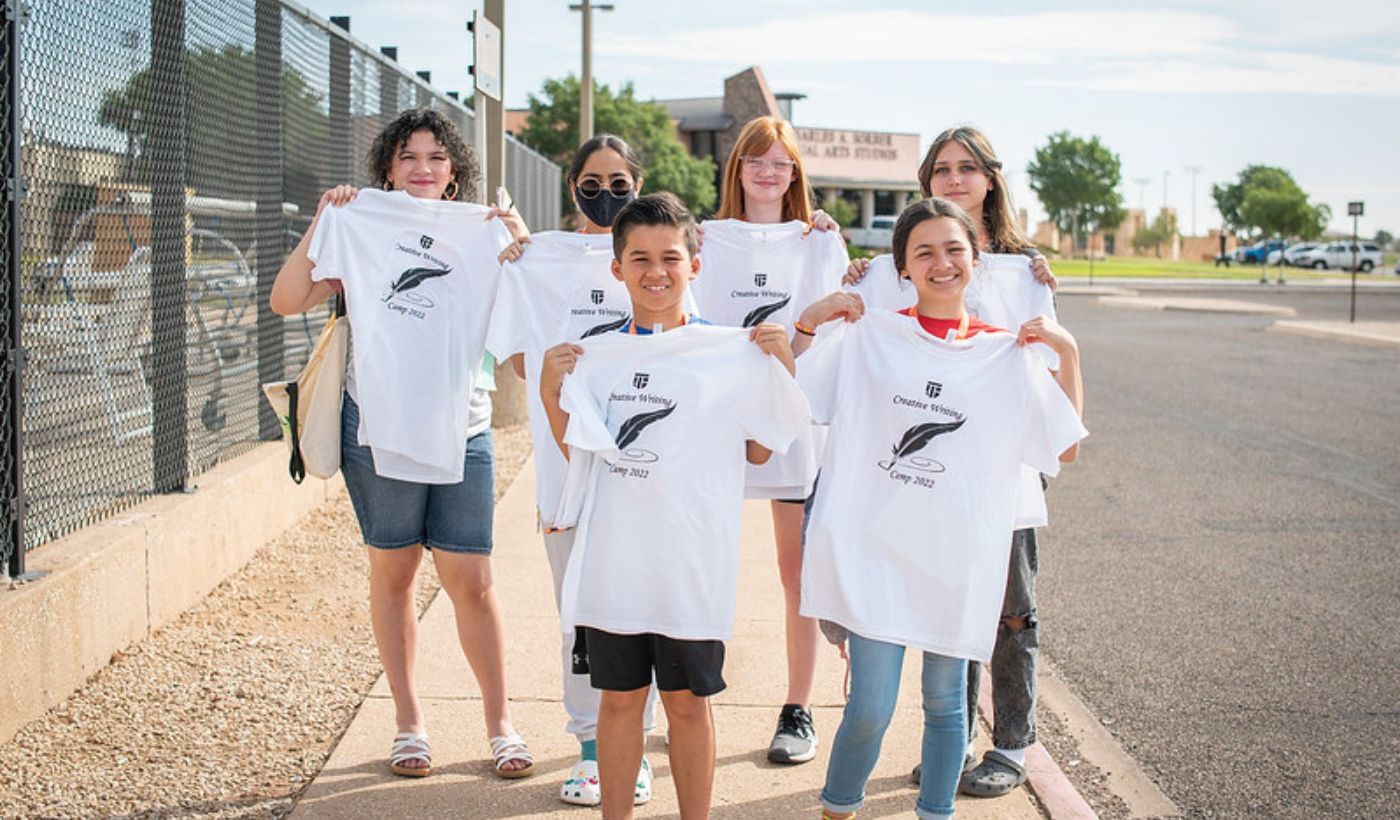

{"left": 1266, "top": 243, "right": 1319, "bottom": 266}
{"left": 1238, "top": 239, "right": 1288, "bottom": 264}
{"left": 842, "top": 215, "right": 897, "bottom": 249}
{"left": 1292, "top": 242, "right": 1384, "bottom": 271}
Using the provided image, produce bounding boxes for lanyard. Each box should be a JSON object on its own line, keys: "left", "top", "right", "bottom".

{"left": 624, "top": 314, "right": 689, "bottom": 335}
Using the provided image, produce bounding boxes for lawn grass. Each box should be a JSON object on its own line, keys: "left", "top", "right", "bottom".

{"left": 1048, "top": 256, "right": 1373, "bottom": 281}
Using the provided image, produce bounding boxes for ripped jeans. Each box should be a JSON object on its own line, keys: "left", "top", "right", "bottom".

{"left": 966, "top": 527, "right": 1039, "bottom": 751}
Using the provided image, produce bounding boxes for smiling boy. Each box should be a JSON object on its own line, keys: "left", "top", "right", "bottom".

{"left": 539, "top": 193, "right": 811, "bottom": 819}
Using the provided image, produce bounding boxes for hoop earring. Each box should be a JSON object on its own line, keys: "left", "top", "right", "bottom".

{"left": 443, "top": 181, "right": 459, "bottom": 201}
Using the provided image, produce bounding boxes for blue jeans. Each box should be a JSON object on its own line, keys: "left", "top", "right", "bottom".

{"left": 821, "top": 632, "right": 967, "bottom": 818}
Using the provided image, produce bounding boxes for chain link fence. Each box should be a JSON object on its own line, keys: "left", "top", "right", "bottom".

{"left": 5, "top": 0, "right": 560, "bottom": 573}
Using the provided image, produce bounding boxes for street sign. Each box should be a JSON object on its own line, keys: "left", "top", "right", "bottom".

{"left": 471, "top": 12, "right": 501, "bottom": 101}
{"left": 1348, "top": 201, "right": 1364, "bottom": 216}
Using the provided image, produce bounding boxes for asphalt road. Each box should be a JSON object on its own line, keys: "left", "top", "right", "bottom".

{"left": 1041, "top": 287, "right": 1400, "bottom": 819}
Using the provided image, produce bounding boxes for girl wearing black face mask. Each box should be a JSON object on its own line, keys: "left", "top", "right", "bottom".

{"left": 485, "top": 134, "right": 665, "bottom": 809}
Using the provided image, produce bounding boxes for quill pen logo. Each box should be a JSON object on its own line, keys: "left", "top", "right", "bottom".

{"left": 742, "top": 295, "right": 790, "bottom": 327}
{"left": 615, "top": 403, "right": 675, "bottom": 463}
{"left": 580, "top": 315, "right": 631, "bottom": 338}
{"left": 877, "top": 418, "right": 965, "bottom": 473}
{"left": 383, "top": 265, "right": 451, "bottom": 309}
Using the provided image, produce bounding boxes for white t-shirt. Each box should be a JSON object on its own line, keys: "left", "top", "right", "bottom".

{"left": 308, "top": 188, "right": 511, "bottom": 483}
{"left": 555, "top": 325, "right": 811, "bottom": 641}
{"left": 847, "top": 252, "right": 1060, "bottom": 527}
{"left": 844, "top": 253, "right": 913, "bottom": 312}
{"left": 797, "top": 309, "right": 1087, "bottom": 662}
{"left": 485, "top": 231, "right": 631, "bottom": 526}
{"left": 693, "top": 219, "right": 847, "bottom": 498}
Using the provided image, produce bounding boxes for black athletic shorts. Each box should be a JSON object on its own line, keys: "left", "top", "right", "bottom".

{"left": 574, "top": 627, "right": 727, "bottom": 697}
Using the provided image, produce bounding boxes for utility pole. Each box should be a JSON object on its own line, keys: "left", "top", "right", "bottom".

{"left": 484, "top": 0, "right": 505, "bottom": 201}
{"left": 1184, "top": 165, "right": 1203, "bottom": 236}
{"left": 1133, "top": 177, "right": 1149, "bottom": 211}
{"left": 1162, "top": 170, "right": 1170, "bottom": 211}
{"left": 569, "top": 1, "right": 614, "bottom": 144}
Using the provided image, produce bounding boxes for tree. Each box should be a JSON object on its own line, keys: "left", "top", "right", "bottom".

{"left": 517, "top": 75, "right": 716, "bottom": 220}
{"left": 822, "top": 196, "right": 859, "bottom": 232}
{"left": 99, "top": 44, "right": 329, "bottom": 210}
{"left": 1375, "top": 229, "right": 1394, "bottom": 249}
{"left": 1211, "top": 165, "right": 1327, "bottom": 243}
{"left": 1027, "top": 131, "right": 1126, "bottom": 256}
{"left": 1132, "top": 210, "right": 1178, "bottom": 258}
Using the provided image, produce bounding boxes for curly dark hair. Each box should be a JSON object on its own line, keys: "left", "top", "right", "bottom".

{"left": 366, "top": 108, "right": 480, "bottom": 202}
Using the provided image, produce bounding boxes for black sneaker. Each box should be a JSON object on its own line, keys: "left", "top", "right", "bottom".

{"left": 767, "top": 704, "right": 818, "bottom": 764}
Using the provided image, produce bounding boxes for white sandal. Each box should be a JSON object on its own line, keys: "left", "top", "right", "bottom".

{"left": 489, "top": 733, "right": 535, "bottom": 779}
{"left": 389, "top": 731, "right": 432, "bottom": 777}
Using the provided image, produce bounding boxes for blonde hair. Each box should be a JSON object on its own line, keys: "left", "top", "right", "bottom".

{"left": 715, "top": 116, "right": 813, "bottom": 223}
{"left": 917, "top": 126, "right": 1031, "bottom": 254}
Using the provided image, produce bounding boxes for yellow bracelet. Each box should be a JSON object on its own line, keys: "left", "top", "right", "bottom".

{"left": 794, "top": 321, "right": 816, "bottom": 337}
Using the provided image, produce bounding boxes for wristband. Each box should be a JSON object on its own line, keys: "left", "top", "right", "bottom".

{"left": 794, "top": 321, "right": 816, "bottom": 337}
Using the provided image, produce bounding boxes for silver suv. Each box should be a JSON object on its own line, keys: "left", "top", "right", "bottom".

{"left": 1293, "top": 241, "right": 1383, "bottom": 271}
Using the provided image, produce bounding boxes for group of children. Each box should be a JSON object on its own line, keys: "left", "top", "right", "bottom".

{"left": 271, "top": 108, "right": 1086, "bottom": 820}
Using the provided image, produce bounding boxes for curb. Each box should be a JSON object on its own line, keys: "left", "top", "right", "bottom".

{"left": 971, "top": 667, "right": 1098, "bottom": 819}
{"left": 1269, "top": 320, "right": 1400, "bottom": 347}
{"left": 1096, "top": 295, "right": 1296, "bottom": 316}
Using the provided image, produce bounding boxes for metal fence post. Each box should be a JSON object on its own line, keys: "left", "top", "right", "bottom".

{"left": 379, "top": 47, "right": 398, "bottom": 122}
{"left": 328, "top": 16, "right": 352, "bottom": 184}
{"left": 3, "top": 0, "right": 27, "bottom": 576}
{"left": 254, "top": 0, "right": 283, "bottom": 440}
{"left": 149, "top": 0, "right": 188, "bottom": 492}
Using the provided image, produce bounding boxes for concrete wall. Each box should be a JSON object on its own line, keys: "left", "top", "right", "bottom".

{"left": 0, "top": 442, "right": 344, "bottom": 746}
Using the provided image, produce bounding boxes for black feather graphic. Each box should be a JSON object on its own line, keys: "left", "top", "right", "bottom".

{"left": 383, "top": 266, "right": 451, "bottom": 301}
{"left": 580, "top": 315, "right": 631, "bottom": 338}
{"left": 742, "top": 296, "right": 791, "bottom": 327}
{"left": 878, "top": 418, "right": 965, "bottom": 471}
{"left": 615, "top": 403, "right": 677, "bottom": 449}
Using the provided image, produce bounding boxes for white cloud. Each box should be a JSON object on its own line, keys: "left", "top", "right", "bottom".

{"left": 1077, "top": 52, "right": 1400, "bottom": 96}
{"left": 599, "top": 8, "right": 1400, "bottom": 97}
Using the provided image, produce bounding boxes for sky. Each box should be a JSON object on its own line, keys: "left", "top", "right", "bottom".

{"left": 306, "top": 0, "right": 1400, "bottom": 238}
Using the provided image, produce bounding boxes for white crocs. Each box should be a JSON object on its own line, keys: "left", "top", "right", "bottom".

{"left": 634, "top": 757, "right": 653, "bottom": 805}
{"left": 560, "top": 758, "right": 601, "bottom": 806}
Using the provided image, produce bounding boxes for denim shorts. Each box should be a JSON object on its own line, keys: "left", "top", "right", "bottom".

{"left": 340, "top": 393, "right": 494, "bottom": 554}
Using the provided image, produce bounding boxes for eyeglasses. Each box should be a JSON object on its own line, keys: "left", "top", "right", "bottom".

{"left": 575, "top": 178, "right": 634, "bottom": 198}
{"left": 741, "top": 156, "right": 797, "bottom": 173}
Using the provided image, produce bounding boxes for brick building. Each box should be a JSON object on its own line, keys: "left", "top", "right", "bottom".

{"left": 656, "top": 67, "right": 920, "bottom": 229}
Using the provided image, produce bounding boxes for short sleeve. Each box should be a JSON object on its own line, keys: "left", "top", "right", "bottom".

{"left": 306, "top": 204, "right": 344, "bottom": 282}
{"left": 1018, "top": 352, "right": 1087, "bottom": 477}
{"left": 559, "top": 366, "right": 619, "bottom": 463}
{"left": 795, "top": 320, "right": 850, "bottom": 425}
{"left": 485, "top": 261, "right": 529, "bottom": 361}
{"left": 739, "top": 352, "right": 811, "bottom": 455}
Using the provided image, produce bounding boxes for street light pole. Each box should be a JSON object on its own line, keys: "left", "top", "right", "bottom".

{"left": 1185, "top": 165, "right": 1203, "bottom": 236}
{"left": 569, "top": 1, "right": 614, "bottom": 144}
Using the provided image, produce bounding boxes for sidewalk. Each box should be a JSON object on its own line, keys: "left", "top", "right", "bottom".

{"left": 290, "top": 463, "right": 1057, "bottom": 818}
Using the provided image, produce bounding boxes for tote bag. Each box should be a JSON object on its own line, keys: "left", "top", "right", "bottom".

{"left": 262, "top": 295, "right": 347, "bottom": 483}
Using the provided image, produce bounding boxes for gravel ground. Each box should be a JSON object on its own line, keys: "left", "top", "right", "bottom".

{"left": 1035, "top": 702, "right": 1132, "bottom": 819}
{"left": 0, "top": 423, "right": 532, "bottom": 819}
